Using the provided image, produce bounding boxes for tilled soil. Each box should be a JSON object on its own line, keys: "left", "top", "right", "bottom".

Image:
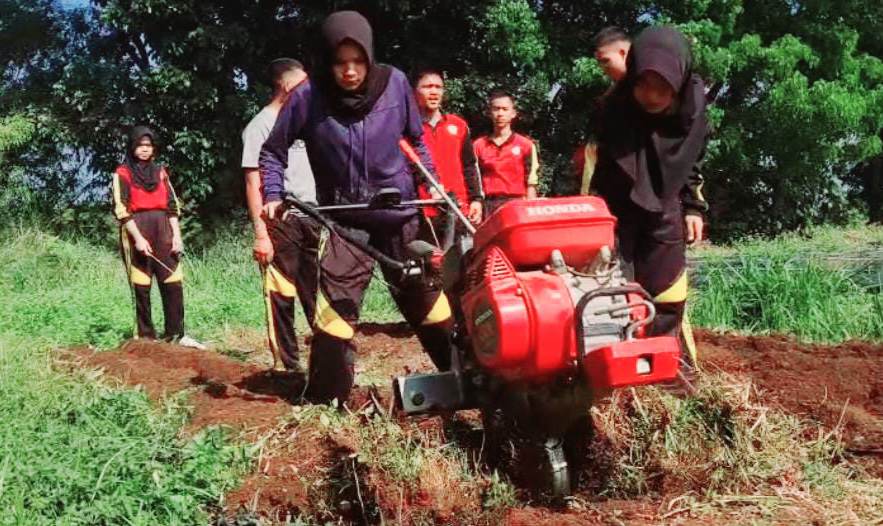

{"left": 697, "top": 329, "right": 883, "bottom": 477}
{"left": 70, "top": 326, "right": 883, "bottom": 525}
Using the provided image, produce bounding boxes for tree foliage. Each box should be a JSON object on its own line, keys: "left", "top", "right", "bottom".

{"left": 2, "top": 0, "right": 882, "bottom": 240}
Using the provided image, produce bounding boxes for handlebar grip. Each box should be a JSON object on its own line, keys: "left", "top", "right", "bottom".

{"left": 398, "top": 139, "right": 421, "bottom": 165}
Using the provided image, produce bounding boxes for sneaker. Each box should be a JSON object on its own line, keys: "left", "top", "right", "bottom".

{"left": 177, "top": 335, "right": 207, "bottom": 350}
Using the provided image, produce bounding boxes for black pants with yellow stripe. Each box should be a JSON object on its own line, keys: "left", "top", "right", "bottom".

{"left": 309, "top": 215, "right": 453, "bottom": 404}
{"left": 120, "top": 210, "right": 184, "bottom": 340}
{"left": 614, "top": 201, "right": 698, "bottom": 367}
{"left": 264, "top": 212, "right": 320, "bottom": 371}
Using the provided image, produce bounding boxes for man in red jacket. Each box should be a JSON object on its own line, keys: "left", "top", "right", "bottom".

{"left": 473, "top": 89, "right": 540, "bottom": 217}
{"left": 412, "top": 68, "right": 483, "bottom": 242}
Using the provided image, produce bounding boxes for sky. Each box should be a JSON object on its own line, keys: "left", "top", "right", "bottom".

{"left": 58, "top": 0, "right": 89, "bottom": 11}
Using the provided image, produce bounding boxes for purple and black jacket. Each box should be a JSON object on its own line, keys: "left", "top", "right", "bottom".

{"left": 259, "top": 68, "right": 436, "bottom": 229}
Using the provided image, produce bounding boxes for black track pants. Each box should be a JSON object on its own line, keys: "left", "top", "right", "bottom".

{"left": 614, "top": 201, "right": 698, "bottom": 366}
{"left": 262, "top": 212, "right": 320, "bottom": 370}
{"left": 307, "top": 216, "right": 453, "bottom": 404}
{"left": 120, "top": 210, "right": 184, "bottom": 340}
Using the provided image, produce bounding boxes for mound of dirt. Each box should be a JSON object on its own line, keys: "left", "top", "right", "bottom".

{"left": 698, "top": 329, "right": 883, "bottom": 475}
{"left": 68, "top": 327, "right": 883, "bottom": 524}
{"left": 69, "top": 329, "right": 431, "bottom": 520}
{"left": 70, "top": 340, "right": 302, "bottom": 433}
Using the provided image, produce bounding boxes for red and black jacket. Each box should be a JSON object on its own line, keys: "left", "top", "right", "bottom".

{"left": 473, "top": 133, "right": 540, "bottom": 198}
{"left": 417, "top": 114, "right": 483, "bottom": 215}
{"left": 111, "top": 164, "right": 181, "bottom": 223}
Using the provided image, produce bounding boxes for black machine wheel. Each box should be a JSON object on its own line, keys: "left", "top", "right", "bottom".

{"left": 480, "top": 405, "right": 573, "bottom": 503}
{"left": 511, "top": 435, "right": 572, "bottom": 503}
{"left": 541, "top": 436, "right": 572, "bottom": 502}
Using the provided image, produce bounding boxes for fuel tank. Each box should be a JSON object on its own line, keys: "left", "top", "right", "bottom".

{"left": 473, "top": 196, "right": 616, "bottom": 269}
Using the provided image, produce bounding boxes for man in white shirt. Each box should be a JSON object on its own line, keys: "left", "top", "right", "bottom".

{"left": 241, "top": 58, "right": 318, "bottom": 372}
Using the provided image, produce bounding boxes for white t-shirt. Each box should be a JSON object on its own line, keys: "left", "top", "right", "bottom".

{"left": 241, "top": 105, "right": 316, "bottom": 205}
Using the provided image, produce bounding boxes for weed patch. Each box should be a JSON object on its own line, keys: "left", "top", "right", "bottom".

{"left": 691, "top": 230, "right": 883, "bottom": 342}
{"left": 0, "top": 337, "right": 253, "bottom": 525}
{"left": 591, "top": 373, "right": 882, "bottom": 522}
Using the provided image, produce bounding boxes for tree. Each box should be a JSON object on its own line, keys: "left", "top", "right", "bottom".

{"left": 3, "top": 0, "right": 882, "bottom": 241}
{"left": 668, "top": 0, "right": 883, "bottom": 236}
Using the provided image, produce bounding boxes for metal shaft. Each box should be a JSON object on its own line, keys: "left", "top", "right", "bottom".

{"left": 399, "top": 139, "right": 477, "bottom": 235}
{"left": 313, "top": 199, "right": 445, "bottom": 212}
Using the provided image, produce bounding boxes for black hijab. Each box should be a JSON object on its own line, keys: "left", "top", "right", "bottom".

{"left": 600, "top": 26, "right": 708, "bottom": 212}
{"left": 316, "top": 10, "right": 392, "bottom": 119}
{"left": 125, "top": 126, "right": 162, "bottom": 192}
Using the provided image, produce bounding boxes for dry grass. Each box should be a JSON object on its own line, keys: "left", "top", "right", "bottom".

{"left": 223, "top": 368, "right": 883, "bottom": 525}
{"left": 243, "top": 404, "right": 512, "bottom": 525}
{"left": 590, "top": 371, "right": 883, "bottom": 524}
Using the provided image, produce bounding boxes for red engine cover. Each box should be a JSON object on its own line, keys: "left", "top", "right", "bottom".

{"left": 582, "top": 337, "right": 681, "bottom": 389}
{"left": 461, "top": 200, "right": 677, "bottom": 387}
{"left": 462, "top": 247, "right": 577, "bottom": 382}
{"left": 473, "top": 196, "right": 616, "bottom": 269}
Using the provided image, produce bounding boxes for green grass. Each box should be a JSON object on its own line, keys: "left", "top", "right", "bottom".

{"left": 0, "top": 229, "right": 268, "bottom": 525}
{"left": 0, "top": 335, "right": 252, "bottom": 525}
{"left": 0, "top": 227, "right": 401, "bottom": 349}
{"left": 6, "top": 223, "right": 878, "bottom": 348}
{"left": 1, "top": 224, "right": 881, "bottom": 524}
{"left": 0, "top": 226, "right": 401, "bottom": 526}
{"left": 697, "top": 223, "right": 883, "bottom": 257}
{"left": 690, "top": 224, "right": 883, "bottom": 342}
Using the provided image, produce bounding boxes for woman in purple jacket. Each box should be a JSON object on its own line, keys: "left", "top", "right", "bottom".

{"left": 260, "top": 11, "right": 452, "bottom": 404}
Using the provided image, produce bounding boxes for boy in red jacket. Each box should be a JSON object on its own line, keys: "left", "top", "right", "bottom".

{"left": 413, "top": 68, "right": 483, "bottom": 241}
{"left": 473, "top": 90, "right": 540, "bottom": 217}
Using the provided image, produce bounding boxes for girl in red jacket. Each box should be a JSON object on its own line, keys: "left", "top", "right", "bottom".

{"left": 111, "top": 126, "right": 201, "bottom": 347}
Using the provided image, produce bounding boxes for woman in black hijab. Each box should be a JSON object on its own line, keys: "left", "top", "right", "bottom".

{"left": 313, "top": 10, "right": 392, "bottom": 120}
{"left": 260, "top": 11, "right": 451, "bottom": 405}
{"left": 124, "top": 126, "right": 163, "bottom": 192}
{"left": 593, "top": 26, "right": 709, "bottom": 379}
{"left": 111, "top": 126, "right": 202, "bottom": 348}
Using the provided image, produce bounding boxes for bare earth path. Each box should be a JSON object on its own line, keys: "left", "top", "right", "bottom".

{"left": 69, "top": 327, "right": 883, "bottom": 525}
